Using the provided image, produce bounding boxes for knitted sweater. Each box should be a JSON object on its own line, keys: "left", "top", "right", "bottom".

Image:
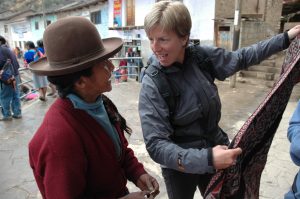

{"left": 29, "top": 97, "right": 146, "bottom": 199}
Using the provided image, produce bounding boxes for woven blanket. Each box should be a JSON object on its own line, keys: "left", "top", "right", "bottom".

{"left": 204, "top": 35, "right": 300, "bottom": 199}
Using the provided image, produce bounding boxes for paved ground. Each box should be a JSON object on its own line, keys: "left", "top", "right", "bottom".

{"left": 0, "top": 77, "right": 299, "bottom": 199}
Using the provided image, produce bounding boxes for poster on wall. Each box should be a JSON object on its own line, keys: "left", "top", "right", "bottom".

{"left": 113, "top": 0, "right": 122, "bottom": 27}
{"left": 12, "top": 24, "right": 28, "bottom": 39}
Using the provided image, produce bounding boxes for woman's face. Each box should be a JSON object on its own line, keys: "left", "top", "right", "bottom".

{"left": 81, "top": 60, "right": 114, "bottom": 102}
{"left": 148, "top": 25, "right": 188, "bottom": 67}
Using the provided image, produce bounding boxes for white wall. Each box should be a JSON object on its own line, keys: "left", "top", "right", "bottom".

{"left": 10, "top": 21, "right": 32, "bottom": 49}
{"left": 135, "top": 0, "right": 154, "bottom": 26}
{"left": 184, "top": 0, "right": 215, "bottom": 45}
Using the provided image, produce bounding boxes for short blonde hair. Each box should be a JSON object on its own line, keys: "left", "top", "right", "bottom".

{"left": 144, "top": 1, "right": 191, "bottom": 38}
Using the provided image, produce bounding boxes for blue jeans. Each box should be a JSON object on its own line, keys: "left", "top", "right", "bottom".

{"left": 0, "top": 75, "right": 22, "bottom": 118}
{"left": 162, "top": 167, "right": 213, "bottom": 199}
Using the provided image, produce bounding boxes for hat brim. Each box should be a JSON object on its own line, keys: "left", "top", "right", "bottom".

{"left": 29, "top": 37, "right": 123, "bottom": 76}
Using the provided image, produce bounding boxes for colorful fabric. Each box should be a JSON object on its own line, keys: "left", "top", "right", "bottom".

{"left": 204, "top": 36, "right": 300, "bottom": 199}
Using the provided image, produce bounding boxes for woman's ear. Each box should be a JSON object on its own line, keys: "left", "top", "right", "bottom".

{"left": 74, "top": 76, "right": 87, "bottom": 90}
{"left": 182, "top": 35, "right": 189, "bottom": 47}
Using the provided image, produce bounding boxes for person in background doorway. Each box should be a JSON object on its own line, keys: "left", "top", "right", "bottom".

{"left": 119, "top": 59, "right": 128, "bottom": 82}
{"left": 0, "top": 36, "right": 22, "bottom": 121}
{"left": 134, "top": 51, "right": 144, "bottom": 82}
{"left": 28, "top": 16, "right": 159, "bottom": 199}
{"left": 138, "top": 1, "right": 300, "bottom": 198}
{"left": 126, "top": 47, "right": 136, "bottom": 78}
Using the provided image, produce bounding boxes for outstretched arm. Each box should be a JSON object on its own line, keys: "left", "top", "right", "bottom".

{"left": 287, "top": 25, "right": 300, "bottom": 41}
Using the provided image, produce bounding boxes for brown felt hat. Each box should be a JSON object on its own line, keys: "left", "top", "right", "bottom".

{"left": 29, "top": 16, "right": 123, "bottom": 76}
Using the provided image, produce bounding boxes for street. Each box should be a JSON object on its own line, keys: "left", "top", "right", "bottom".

{"left": 0, "top": 78, "right": 299, "bottom": 199}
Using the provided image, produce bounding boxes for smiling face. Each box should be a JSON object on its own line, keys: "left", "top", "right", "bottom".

{"left": 75, "top": 60, "right": 115, "bottom": 103}
{"left": 90, "top": 60, "right": 114, "bottom": 92}
{"left": 148, "top": 25, "right": 188, "bottom": 67}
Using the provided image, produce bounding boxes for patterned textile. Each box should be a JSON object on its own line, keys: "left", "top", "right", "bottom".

{"left": 204, "top": 36, "right": 300, "bottom": 199}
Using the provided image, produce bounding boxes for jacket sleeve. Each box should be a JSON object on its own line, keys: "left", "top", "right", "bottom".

{"left": 203, "top": 32, "right": 290, "bottom": 81}
{"left": 139, "top": 75, "right": 215, "bottom": 174}
{"left": 8, "top": 48, "right": 20, "bottom": 75}
{"left": 288, "top": 100, "right": 300, "bottom": 166}
{"left": 29, "top": 120, "right": 90, "bottom": 199}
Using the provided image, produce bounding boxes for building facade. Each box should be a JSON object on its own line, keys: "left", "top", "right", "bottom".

{"left": 0, "top": 0, "right": 287, "bottom": 69}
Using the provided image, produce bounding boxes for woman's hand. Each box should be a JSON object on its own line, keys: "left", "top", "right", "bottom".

{"left": 212, "top": 145, "right": 242, "bottom": 170}
{"left": 287, "top": 25, "right": 300, "bottom": 40}
{"left": 136, "top": 173, "right": 160, "bottom": 198}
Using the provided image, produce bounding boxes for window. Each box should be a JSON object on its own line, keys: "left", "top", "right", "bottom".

{"left": 46, "top": 20, "right": 51, "bottom": 26}
{"left": 4, "top": 25, "right": 8, "bottom": 33}
{"left": 91, "top": 10, "right": 101, "bottom": 24}
{"left": 126, "top": 0, "right": 135, "bottom": 26}
{"left": 35, "top": 21, "right": 39, "bottom": 30}
{"left": 19, "top": 41, "right": 22, "bottom": 48}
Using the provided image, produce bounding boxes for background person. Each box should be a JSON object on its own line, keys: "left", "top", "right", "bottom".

{"left": 36, "top": 39, "right": 57, "bottom": 98}
{"left": 24, "top": 41, "right": 48, "bottom": 101}
{"left": 138, "top": 1, "right": 300, "bottom": 198}
{"left": 28, "top": 16, "right": 159, "bottom": 199}
{"left": 14, "top": 46, "right": 23, "bottom": 59}
{"left": 126, "top": 47, "right": 136, "bottom": 78}
{"left": 0, "top": 36, "right": 22, "bottom": 121}
{"left": 285, "top": 100, "right": 300, "bottom": 199}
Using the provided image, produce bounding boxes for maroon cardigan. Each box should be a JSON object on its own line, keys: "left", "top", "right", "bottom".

{"left": 29, "top": 97, "right": 146, "bottom": 199}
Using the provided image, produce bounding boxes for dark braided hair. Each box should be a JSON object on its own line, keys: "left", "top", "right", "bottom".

{"left": 47, "top": 66, "right": 93, "bottom": 98}
{"left": 102, "top": 95, "right": 132, "bottom": 135}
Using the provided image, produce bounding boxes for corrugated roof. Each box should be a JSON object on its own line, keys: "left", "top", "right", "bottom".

{"left": 0, "top": 9, "right": 36, "bottom": 21}
{"left": 0, "top": 0, "right": 107, "bottom": 21}
{"left": 26, "top": 0, "right": 106, "bottom": 17}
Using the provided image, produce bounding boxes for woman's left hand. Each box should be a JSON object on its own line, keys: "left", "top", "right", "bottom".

{"left": 136, "top": 174, "right": 160, "bottom": 198}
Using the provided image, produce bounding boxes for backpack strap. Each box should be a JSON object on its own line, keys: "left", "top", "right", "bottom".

{"left": 144, "top": 47, "right": 214, "bottom": 120}
{"left": 190, "top": 45, "right": 215, "bottom": 83}
{"left": 145, "top": 64, "right": 178, "bottom": 117}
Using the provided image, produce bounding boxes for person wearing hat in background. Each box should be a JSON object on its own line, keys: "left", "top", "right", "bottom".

{"left": 28, "top": 16, "right": 159, "bottom": 199}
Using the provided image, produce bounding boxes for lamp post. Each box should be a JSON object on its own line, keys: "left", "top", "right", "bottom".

{"left": 42, "top": 0, "right": 47, "bottom": 29}
{"left": 229, "top": 0, "right": 242, "bottom": 88}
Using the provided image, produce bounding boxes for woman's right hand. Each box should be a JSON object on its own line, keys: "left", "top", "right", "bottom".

{"left": 119, "top": 191, "right": 154, "bottom": 199}
{"left": 212, "top": 145, "right": 242, "bottom": 170}
{"left": 287, "top": 25, "right": 300, "bottom": 41}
